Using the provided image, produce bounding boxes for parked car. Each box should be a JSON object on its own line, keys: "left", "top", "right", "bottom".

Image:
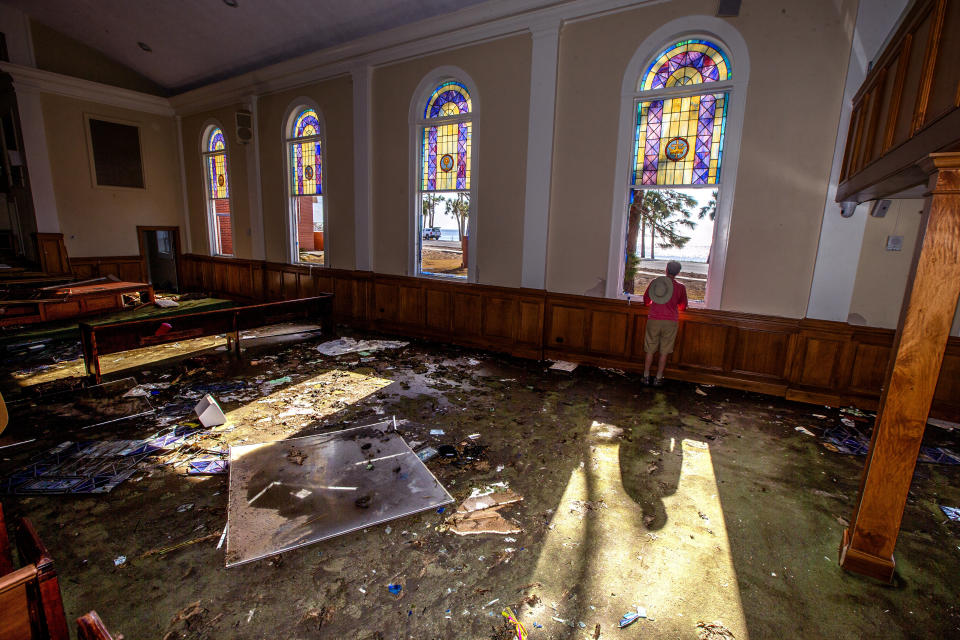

{"left": 423, "top": 227, "right": 442, "bottom": 240}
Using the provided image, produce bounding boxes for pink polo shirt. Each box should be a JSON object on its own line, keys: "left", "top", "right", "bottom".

{"left": 643, "top": 278, "right": 688, "bottom": 321}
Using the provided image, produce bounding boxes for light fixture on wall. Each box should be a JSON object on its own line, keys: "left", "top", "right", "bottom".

{"left": 839, "top": 201, "right": 859, "bottom": 218}
{"left": 137, "top": 41, "right": 152, "bottom": 52}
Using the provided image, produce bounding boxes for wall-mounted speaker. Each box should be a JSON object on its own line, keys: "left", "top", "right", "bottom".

{"left": 235, "top": 110, "right": 253, "bottom": 145}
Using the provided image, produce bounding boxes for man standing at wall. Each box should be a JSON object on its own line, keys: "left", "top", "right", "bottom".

{"left": 642, "top": 260, "right": 687, "bottom": 386}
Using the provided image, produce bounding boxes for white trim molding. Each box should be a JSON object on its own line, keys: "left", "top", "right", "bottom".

{"left": 604, "top": 17, "right": 750, "bottom": 309}
{"left": 175, "top": 115, "right": 193, "bottom": 253}
{"left": 15, "top": 87, "right": 60, "bottom": 233}
{"left": 245, "top": 95, "right": 267, "bottom": 261}
{"left": 352, "top": 64, "right": 373, "bottom": 272}
{"left": 408, "top": 66, "right": 480, "bottom": 283}
{"left": 0, "top": 62, "right": 173, "bottom": 116}
{"left": 520, "top": 20, "right": 561, "bottom": 290}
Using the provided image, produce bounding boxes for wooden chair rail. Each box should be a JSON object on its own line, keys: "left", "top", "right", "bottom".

{"left": 176, "top": 254, "right": 960, "bottom": 422}
{"left": 79, "top": 295, "right": 335, "bottom": 383}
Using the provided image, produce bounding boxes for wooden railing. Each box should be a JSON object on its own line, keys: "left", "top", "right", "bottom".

{"left": 838, "top": 0, "right": 960, "bottom": 202}
{"left": 179, "top": 253, "right": 960, "bottom": 421}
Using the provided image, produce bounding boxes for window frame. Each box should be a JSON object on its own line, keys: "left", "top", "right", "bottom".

{"left": 84, "top": 113, "right": 146, "bottom": 191}
{"left": 408, "top": 67, "right": 480, "bottom": 283}
{"left": 605, "top": 20, "right": 750, "bottom": 308}
{"left": 282, "top": 100, "right": 328, "bottom": 267}
{"left": 200, "top": 122, "right": 234, "bottom": 257}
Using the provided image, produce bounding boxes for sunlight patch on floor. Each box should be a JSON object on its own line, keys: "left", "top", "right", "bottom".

{"left": 221, "top": 369, "right": 394, "bottom": 441}
{"left": 523, "top": 424, "right": 747, "bottom": 638}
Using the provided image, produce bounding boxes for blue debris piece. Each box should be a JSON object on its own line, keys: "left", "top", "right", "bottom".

{"left": 388, "top": 584, "right": 402, "bottom": 595}
{"left": 437, "top": 507, "right": 445, "bottom": 514}
{"left": 619, "top": 607, "right": 647, "bottom": 628}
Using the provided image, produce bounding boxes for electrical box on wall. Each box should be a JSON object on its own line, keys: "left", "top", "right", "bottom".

{"left": 235, "top": 110, "right": 253, "bottom": 145}
{"left": 886, "top": 235, "right": 903, "bottom": 251}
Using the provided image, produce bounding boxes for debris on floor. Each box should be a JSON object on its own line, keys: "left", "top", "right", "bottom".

{"left": 315, "top": 337, "right": 408, "bottom": 357}
{"left": 224, "top": 420, "right": 452, "bottom": 567}
{"left": 445, "top": 487, "right": 523, "bottom": 536}
{"left": 618, "top": 606, "right": 647, "bottom": 628}
{"left": 819, "top": 421, "right": 960, "bottom": 464}
{"left": 194, "top": 394, "right": 226, "bottom": 427}
{"left": 548, "top": 360, "right": 578, "bottom": 372}
{"left": 940, "top": 505, "right": 960, "bottom": 522}
{"left": 501, "top": 607, "right": 528, "bottom": 639}
{"left": 697, "top": 620, "right": 736, "bottom": 639}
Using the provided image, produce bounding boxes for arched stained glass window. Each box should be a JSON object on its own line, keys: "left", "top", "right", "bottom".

{"left": 206, "top": 127, "right": 229, "bottom": 198}
{"left": 421, "top": 81, "right": 472, "bottom": 192}
{"left": 289, "top": 108, "right": 323, "bottom": 196}
{"left": 285, "top": 106, "right": 326, "bottom": 265}
{"left": 203, "top": 126, "right": 233, "bottom": 255}
{"left": 633, "top": 39, "right": 731, "bottom": 186}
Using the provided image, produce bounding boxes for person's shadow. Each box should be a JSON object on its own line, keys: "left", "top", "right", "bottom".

{"left": 617, "top": 396, "right": 684, "bottom": 530}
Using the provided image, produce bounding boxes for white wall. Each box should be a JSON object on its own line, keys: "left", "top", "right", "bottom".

{"left": 805, "top": 0, "right": 912, "bottom": 322}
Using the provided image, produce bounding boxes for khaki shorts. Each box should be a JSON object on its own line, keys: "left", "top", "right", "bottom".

{"left": 644, "top": 319, "right": 678, "bottom": 354}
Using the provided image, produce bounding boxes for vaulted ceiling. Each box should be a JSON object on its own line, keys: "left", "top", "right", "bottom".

{"left": 2, "top": 0, "right": 497, "bottom": 93}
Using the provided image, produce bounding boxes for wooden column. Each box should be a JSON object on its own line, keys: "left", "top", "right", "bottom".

{"left": 839, "top": 152, "right": 960, "bottom": 581}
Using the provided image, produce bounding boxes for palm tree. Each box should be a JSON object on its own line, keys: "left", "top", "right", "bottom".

{"left": 445, "top": 193, "right": 470, "bottom": 240}
{"left": 421, "top": 194, "right": 443, "bottom": 230}
{"left": 698, "top": 190, "right": 718, "bottom": 221}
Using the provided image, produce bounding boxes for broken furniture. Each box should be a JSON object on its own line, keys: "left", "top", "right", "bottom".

{"left": 0, "top": 275, "right": 155, "bottom": 327}
{"left": 76, "top": 611, "right": 114, "bottom": 640}
{"left": 0, "top": 503, "right": 69, "bottom": 639}
{"left": 79, "top": 295, "right": 334, "bottom": 382}
{"left": 225, "top": 420, "right": 452, "bottom": 567}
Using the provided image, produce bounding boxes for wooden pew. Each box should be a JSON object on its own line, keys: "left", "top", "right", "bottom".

{"left": 79, "top": 295, "right": 335, "bottom": 382}
{"left": 0, "top": 504, "right": 69, "bottom": 639}
{"left": 76, "top": 611, "right": 114, "bottom": 640}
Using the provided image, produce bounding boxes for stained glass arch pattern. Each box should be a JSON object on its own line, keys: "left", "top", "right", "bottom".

{"left": 288, "top": 108, "right": 323, "bottom": 196}
{"left": 421, "top": 81, "right": 472, "bottom": 192}
{"left": 205, "top": 127, "right": 229, "bottom": 199}
{"left": 423, "top": 81, "right": 471, "bottom": 119}
{"left": 640, "top": 39, "right": 731, "bottom": 91}
{"left": 632, "top": 39, "right": 731, "bottom": 187}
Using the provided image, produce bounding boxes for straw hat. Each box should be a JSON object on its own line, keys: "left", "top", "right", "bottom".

{"left": 647, "top": 276, "right": 674, "bottom": 304}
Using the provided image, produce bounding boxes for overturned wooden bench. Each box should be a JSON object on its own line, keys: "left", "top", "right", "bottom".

{"left": 79, "top": 295, "right": 334, "bottom": 383}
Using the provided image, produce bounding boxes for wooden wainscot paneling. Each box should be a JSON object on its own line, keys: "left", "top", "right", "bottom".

{"left": 70, "top": 256, "right": 146, "bottom": 283}
{"left": 786, "top": 320, "right": 855, "bottom": 404}
{"left": 35, "top": 233, "right": 71, "bottom": 275}
{"left": 932, "top": 342, "right": 960, "bottom": 419}
{"left": 453, "top": 291, "right": 482, "bottom": 339}
{"left": 676, "top": 320, "right": 728, "bottom": 372}
{"left": 175, "top": 255, "right": 960, "bottom": 422}
{"left": 482, "top": 296, "right": 517, "bottom": 342}
{"left": 588, "top": 309, "right": 630, "bottom": 357}
{"left": 425, "top": 288, "right": 453, "bottom": 333}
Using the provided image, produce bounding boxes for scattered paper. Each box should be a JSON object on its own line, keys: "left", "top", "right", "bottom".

{"left": 549, "top": 360, "right": 578, "bottom": 372}
{"left": 316, "top": 337, "right": 408, "bottom": 357}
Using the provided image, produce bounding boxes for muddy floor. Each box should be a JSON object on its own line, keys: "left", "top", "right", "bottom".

{"left": 0, "top": 326, "right": 958, "bottom": 639}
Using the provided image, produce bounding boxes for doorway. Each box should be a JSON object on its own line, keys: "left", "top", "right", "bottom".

{"left": 138, "top": 226, "right": 181, "bottom": 292}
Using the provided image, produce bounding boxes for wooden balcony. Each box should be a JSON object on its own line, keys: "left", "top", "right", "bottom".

{"left": 837, "top": 0, "right": 960, "bottom": 202}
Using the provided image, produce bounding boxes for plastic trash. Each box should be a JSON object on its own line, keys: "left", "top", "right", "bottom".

{"left": 194, "top": 394, "right": 226, "bottom": 427}
{"left": 619, "top": 607, "right": 647, "bottom": 628}
{"left": 388, "top": 584, "right": 402, "bottom": 595}
{"left": 501, "top": 607, "right": 528, "bottom": 640}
